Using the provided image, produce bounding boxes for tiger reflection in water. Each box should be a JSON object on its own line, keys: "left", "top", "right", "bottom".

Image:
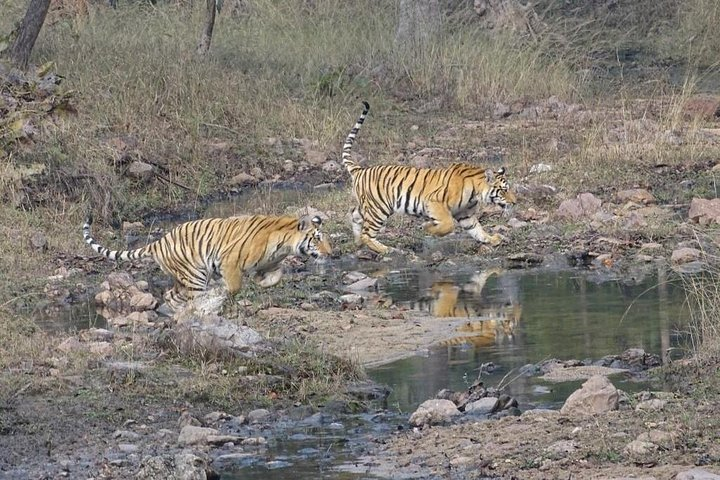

{"left": 424, "top": 268, "right": 522, "bottom": 349}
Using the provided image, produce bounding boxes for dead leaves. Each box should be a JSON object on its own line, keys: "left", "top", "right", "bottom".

{"left": 0, "top": 61, "right": 76, "bottom": 151}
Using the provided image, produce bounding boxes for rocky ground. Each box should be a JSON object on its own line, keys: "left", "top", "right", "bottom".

{"left": 3, "top": 94, "right": 720, "bottom": 479}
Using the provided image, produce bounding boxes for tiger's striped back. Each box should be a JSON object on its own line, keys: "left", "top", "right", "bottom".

{"left": 83, "top": 214, "right": 331, "bottom": 305}
{"left": 341, "top": 101, "right": 516, "bottom": 254}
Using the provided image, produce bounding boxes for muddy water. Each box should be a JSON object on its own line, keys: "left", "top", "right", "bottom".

{"left": 369, "top": 266, "right": 687, "bottom": 413}
{"left": 220, "top": 264, "right": 688, "bottom": 479}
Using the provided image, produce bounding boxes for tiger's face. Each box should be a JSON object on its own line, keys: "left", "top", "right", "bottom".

{"left": 297, "top": 216, "right": 332, "bottom": 259}
{"left": 487, "top": 167, "right": 516, "bottom": 215}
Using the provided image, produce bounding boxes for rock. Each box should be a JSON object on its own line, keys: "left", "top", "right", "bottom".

{"left": 113, "top": 430, "right": 141, "bottom": 441}
{"left": 676, "top": 468, "right": 720, "bottom": 480}
{"left": 107, "top": 272, "right": 135, "bottom": 290}
{"left": 203, "top": 411, "right": 230, "bottom": 425}
{"left": 492, "top": 102, "right": 511, "bottom": 119}
{"left": 688, "top": 198, "right": 720, "bottom": 225}
{"left": 206, "top": 434, "right": 242, "bottom": 445}
{"left": 127, "top": 161, "right": 154, "bottom": 180}
{"left": 560, "top": 375, "right": 619, "bottom": 416}
{"left": 556, "top": 192, "right": 602, "bottom": 220}
{"left": 173, "top": 301, "right": 264, "bottom": 357}
{"left": 130, "top": 291, "right": 158, "bottom": 311}
{"left": 529, "top": 163, "right": 552, "bottom": 173}
{"left": 637, "top": 430, "right": 676, "bottom": 447}
{"left": 80, "top": 328, "right": 114, "bottom": 342}
{"left": 241, "top": 436, "right": 267, "bottom": 445}
{"left": 86, "top": 341, "right": 113, "bottom": 357}
{"left": 408, "top": 399, "right": 461, "bottom": 427}
{"left": 118, "top": 443, "right": 139, "bottom": 453}
{"left": 544, "top": 440, "right": 578, "bottom": 456}
{"left": 339, "top": 294, "right": 364, "bottom": 308}
{"left": 30, "top": 232, "right": 47, "bottom": 251}
{"left": 617, "top": 189, "right": 656, "bottom": 205}
{"left": 624, "top": 439, "right": 657, "bottom": 456}
{"left": 682, "top": 95, "right": 720, "bottom": 121}
{"left": 671, "top": 247, "right": 702, "bottom": 265}
{"left": 226, "top": 172, "right": 258, "bottom": 187}
{"left": 104, "top": 361, "right": 149, "bottom": 382}
{"left": 507, "top": 217, "right": 529, "bottom": 229}
{"left": 135, "top": 452, "right": 216, "bottom": 480}
{"left": 343, "top": 271, "right": 368, "bottom": 284}
{"left": 636, "top": 399, "right": 667, "bottom": 411}
{"left": 177, "top": 411, "right": 201, "bottom": 429}
{"left": 343, "top": 277, "right": 378, "bottom": 292}
{"left": 247, "top": 408, "right": 270, "bottom": 424}
{"left": 464, "top": 397, "right": 498, "bottom": 415}
{"left": 57, "top": 337, "right": 82, "bottom": 354}
{"left": 177, "top": 425, "right": 220, "bottom": 446}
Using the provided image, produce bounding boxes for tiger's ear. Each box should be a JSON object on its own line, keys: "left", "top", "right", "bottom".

{"left": 497, "top": 166, "right": 506, "bottom": 176}
{"left": 485, "top": 169, "right": 495, "bottom": 182}
{"left": 311, "top": 216, "right": 322, "bottom": 227}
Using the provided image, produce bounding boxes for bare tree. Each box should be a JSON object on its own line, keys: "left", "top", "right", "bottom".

{"left": 197, "top": 0, "right": 219, "bottom": 55}
{"left": 4, "top": 0, "right": 51, "bottom": 69}
{"left": 395, "top": 0, "right": 442, "bottom": 52}
{"left": 473, "top": 0, "right": 544, "bottom": 39}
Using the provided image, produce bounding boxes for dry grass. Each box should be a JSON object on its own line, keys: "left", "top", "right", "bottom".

{"left": 681, "top": 238, "right": 720, "bottom": 360}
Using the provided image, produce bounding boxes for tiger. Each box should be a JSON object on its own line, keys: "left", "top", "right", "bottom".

{"left": 83, "top": 213, "right": 332, "bottom": 306}
{"left": 342, "top": 101, "right": 517, "bottom": 254}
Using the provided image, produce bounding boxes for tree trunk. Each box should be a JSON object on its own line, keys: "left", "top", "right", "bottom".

{"left": 196, "top": 0, "right": 216, "bottom": 55}
{"left": 6, "top": 0, "right": 51, "bottom": 70}
{"left": 473, "top": 0, "right": 544, "bottom": 39}
{"left": 395, "top": 0, "right": 442, "bottom": 52}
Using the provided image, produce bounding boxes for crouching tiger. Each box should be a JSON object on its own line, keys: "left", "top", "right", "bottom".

{"left": 83, "top": 213, "right": 332, "bottom": 305}
{"left": 342, "top": 101, "right": 517, "bottom": 254}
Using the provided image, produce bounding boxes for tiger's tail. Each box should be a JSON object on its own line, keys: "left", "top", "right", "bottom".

{"left": 83, "top": 214, "right": 152, "bottom": 261}
{"left": 342, "top": 101, "right": 369, "bottom": 177}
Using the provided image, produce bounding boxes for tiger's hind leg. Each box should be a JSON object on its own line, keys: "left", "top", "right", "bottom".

{"left": 360, "top": 220, "right": 391, "bottom": 254}
{"left": 352, "top": 206, "right": 391, "bottom": 254}
{"left": 219, "top": 262, "right": 243, "bottom": 296}
{"left": 457, "top": 216, "right": 502, "bottom": 246}
{"left": 423, "top": 202, "right": 455, "bottom": 237}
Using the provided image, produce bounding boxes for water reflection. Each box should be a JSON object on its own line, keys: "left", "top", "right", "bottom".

{"left": 369, "top": 265, "right": 688, "bottom": 413}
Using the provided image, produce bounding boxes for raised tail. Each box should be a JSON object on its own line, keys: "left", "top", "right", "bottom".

{"left": 83, "top": 214, "right": 150, "bottom": 261}
{"left": 342, "top": 101, "right": 370, "bottom": 176}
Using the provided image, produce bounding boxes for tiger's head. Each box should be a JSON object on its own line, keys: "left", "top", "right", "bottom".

{"left": 485, "top": 167, "right": 516, "bottom": 215}
{"left": 296, "top": 215, "right": 332, "bottom": 259}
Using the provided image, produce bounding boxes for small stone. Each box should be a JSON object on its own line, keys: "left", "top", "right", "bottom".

{"left": 408, "top": 399, "right": 461, "bottom": 427}
{"left": 623, "top": 439, "right": 657, "bottom": 456}
{"left": 241, "top": 436, "right": 267, "bottom": 446}
{"left": 177, "top": 425, "right": 220, "bottom": 446}
{"left": 127, "top": 161, "right": 154, "bottom": 180}
{"left": 247, "top": 408, "right": 270, "bottom": 424}
{"left": 226, "top": 172, "right": 259, "bottom": 187}
{"left": 344, "top": 277, "right": 378, "bottom": 292}
{"left": 339, "top": 294, "right": 364, "bottom": 308}
{"left": 671, "top": 247, "right": 702, "bottom": 265}
{"left": 635, "top": 399, "right": 667, "bottom": 411}
{"left": 117, "top": 443, "right": 139, "bottom": 453}
{"left": 30, "top": 232, "right": 48, "bottom": 251}
{"left": 464, "top": 397, "right": 499, "bottom": 415}
{"left": 529, "top": 163, "right": 552, "bottom": 173}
